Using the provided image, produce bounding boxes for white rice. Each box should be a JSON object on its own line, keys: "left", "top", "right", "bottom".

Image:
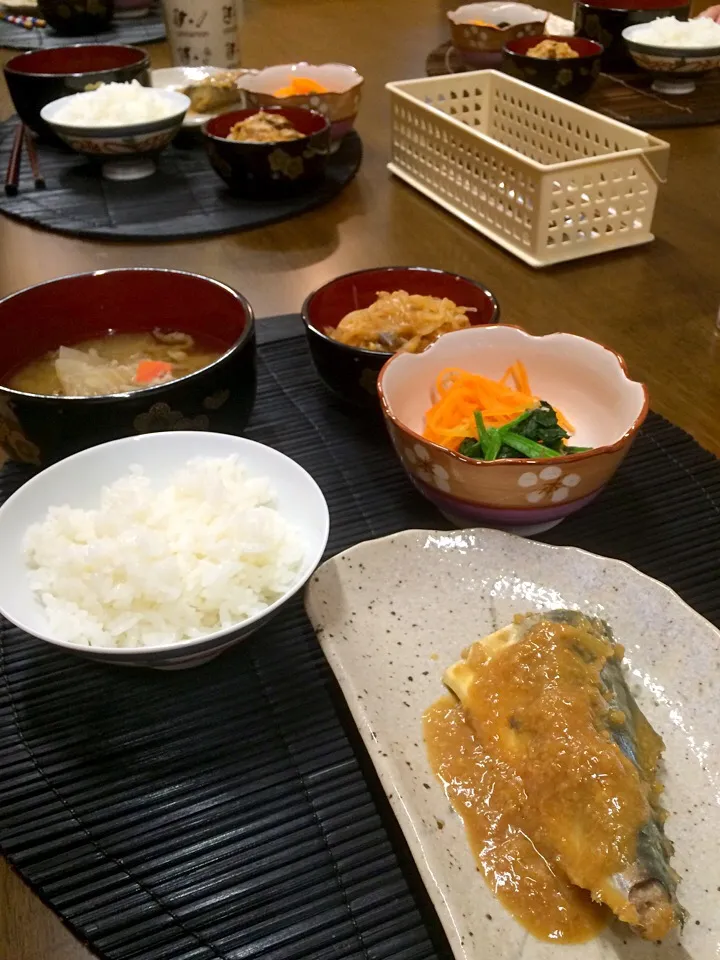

{"left": 53, "top": 80, "right": 178, "bottom": 127}
{"left": 23, "top": 456, "right": 305, "bottom": 648}
{"left": 632, "top": 16, "right": 720, "bottom": 47}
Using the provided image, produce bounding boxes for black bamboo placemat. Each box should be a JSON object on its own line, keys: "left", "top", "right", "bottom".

{"left": 0, "top": 119, "right": 362, "bottom": 240}
{"left": 0, "top": 11, "right": 164, "bottom": 50}
{"left": 1, "top": 321, "right": 719, "bottom": 960}
{"left": 427, "top": 41, "right": 720, "bottom": 129}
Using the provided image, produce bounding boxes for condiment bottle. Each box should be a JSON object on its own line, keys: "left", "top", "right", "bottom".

{"left": 162, "top": 0, "right": 242, "bottom": 68}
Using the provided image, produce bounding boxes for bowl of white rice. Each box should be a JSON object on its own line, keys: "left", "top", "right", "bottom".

{"left": 40, "top": 80, "right": 190, "bottom": 181}
{"left": 0, "top": 432, "right": 330, "bottom": 669}
{"left": 623, "top": 17, "right": 720, "bottom": 93}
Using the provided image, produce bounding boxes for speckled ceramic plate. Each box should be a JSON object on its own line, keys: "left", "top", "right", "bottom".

{"left": 305, "top": 528, "right": 719, "bottom": 959}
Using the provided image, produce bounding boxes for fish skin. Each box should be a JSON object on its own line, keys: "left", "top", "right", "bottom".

{"left": 521, "top": 609, "right": 686, "bottom": 937}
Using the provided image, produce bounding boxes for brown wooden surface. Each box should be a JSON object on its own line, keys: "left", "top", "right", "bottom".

{"left": 1, "top": 0, "right": 719, "bottom": 957}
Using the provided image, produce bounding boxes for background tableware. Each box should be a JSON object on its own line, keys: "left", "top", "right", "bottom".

{"left": 377, "top": 325, "right": 647, "bottom": 533}
{"left": 0, "top": 267, "right": 256, "bottom": 466}
{"left": 622, "top": 21, "right": 720, "bottom": 93}
{"left": 502, "top": 35, "right": 603, "bottom": 100}
{"left": 301, "top": 266, "right": 500, "bottom": 410}
{"left": 573, "top": 0, "right": 690, "bottom": 70}
{"left": 37, "top": 0, "right": 113, "bottom": 34}
{"left": 152, "top": 65, "right": 249, "bottom": 128}
{"left": 305, "top": 527, "right": 719, "bottom": 960}
{"left": 203, "top": 105, "right": 330, "bottom": 198}
{"left": 448, "top": 2, "right": 548, "bottom": 68}
{"left": 114, "top": 0, "right": 150, "bottom": 19}
{"left": 3, "top": 44, "right": 150, "bottom": 142}
{"left": 0, "top": 431, "right": 329, "bottom": 669}
{"left": 161, "top": 0, "right": 240, "bottom": 68}
{"left": 239, "top": 63, "right": 363, "bottom": 144}
{"left": 40, "top": 88, "right": 189, "bottom": 180}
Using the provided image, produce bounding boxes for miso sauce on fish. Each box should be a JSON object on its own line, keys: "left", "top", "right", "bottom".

{"left": 423, "top": 610, "right": 684, "bottom": 943}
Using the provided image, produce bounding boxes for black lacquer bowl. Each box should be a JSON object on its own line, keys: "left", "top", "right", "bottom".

{"left": 37, "top": 0, "right": 114, "bottom": 35}
{"left": 301, "top": 266, "right": 501, "bottom": 411}
{"left": 503, "top": 36, "right": 603, "bottom": 101}
{"left": 3, "top": 44, "right": 150, "bottom": 141}
{"left": 0, "top": 268, "right": 256, "bottom": 467}
{"left": 203, "top": 106, "right": 331, "bottom": 199}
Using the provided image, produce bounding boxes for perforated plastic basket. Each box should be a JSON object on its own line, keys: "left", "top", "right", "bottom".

{"left": 386, "top": 70, "right": 670, "bottom": 267}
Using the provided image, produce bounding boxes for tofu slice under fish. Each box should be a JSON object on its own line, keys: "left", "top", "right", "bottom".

{"left": 444, "top": 610, "right": 686, "bottom": 940}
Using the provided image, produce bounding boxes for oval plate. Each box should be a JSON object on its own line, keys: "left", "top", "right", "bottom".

{"left": 305, "top": 527, "right": 719, "bottom": 959}
{"left": 151, "top": 66, "right": 256, "bottom": 129}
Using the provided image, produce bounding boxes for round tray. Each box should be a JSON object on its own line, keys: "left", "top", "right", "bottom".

{"left": 426, "top": 41, "right": 720, "bottom": 130}
{"left": 0, "top": 9, "right": 165, "bottom": 50}
{"left": 0, "top": 119, "right": 363, "bottom": 241}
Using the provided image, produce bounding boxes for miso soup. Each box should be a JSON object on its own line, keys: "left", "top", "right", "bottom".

{"left": 5, "top": 329, "right": 226, "bottom": 398}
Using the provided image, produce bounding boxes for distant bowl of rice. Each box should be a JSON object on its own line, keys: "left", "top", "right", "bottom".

{"left": 40, "top": 80, "right": 190, "bottom": 181}
{"left": 301, "top": 266, "right": 500, "bottom": 411}
{"left": 622, "top": 17, "right": 720, "bottom": 93}
{"left": 0, "top": 432, "right": 330, "bottom": 669}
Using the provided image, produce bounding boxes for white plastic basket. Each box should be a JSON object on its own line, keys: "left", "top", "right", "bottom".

{"left": 386, "top": 70, "right": 670, "bottom": 267}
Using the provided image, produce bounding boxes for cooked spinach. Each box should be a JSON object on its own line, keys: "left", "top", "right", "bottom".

{"left": 459, "top": 402, "right": 589, "bottom": 462}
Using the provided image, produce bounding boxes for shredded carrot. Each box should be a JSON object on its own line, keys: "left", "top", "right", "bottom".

{"left": 273, "top": 77, "right": 329, "bottom": 97}
{"left": 135, "top": 360, "right": 173, "bottom": 385}
{"left": 423, "top": 360, "right": 571, "bottom": 451}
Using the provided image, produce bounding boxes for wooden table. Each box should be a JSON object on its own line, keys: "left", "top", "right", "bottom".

{"left": 1, "top": 0, "right": 719, "bottom": 956}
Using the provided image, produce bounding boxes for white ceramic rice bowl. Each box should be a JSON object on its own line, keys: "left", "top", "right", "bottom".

{"left": 0, "top": 432, "right": 330, "bottom": 669}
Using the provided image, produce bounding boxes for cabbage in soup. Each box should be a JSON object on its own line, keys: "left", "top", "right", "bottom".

{"left": 5, "top": 329, "right": 225, "bottom": 398}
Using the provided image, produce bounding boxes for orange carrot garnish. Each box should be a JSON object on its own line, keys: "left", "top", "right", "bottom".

{"left": 135, "top": 360, "right": 173, "bottom": 385}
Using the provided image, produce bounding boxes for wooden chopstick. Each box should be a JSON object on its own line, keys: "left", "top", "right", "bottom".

{"left": 4, "top": 124, "right": 23, "bottom": 197}
{"left": 23, "top": 127, "right": 45, "bottom": 189}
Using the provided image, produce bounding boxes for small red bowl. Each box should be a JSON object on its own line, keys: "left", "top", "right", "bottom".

{"left": 301, "top": 266, "right": 500, "bottom": 410}
{"left": 503, "top": 36, "right": 603, "bottom": 101}
{"left": 203, "top": 106, "right": 331, "bottom": 199}
{"left": 3, "top": 44, "right": 150, "bottom": 141}
{"left": 0, "top": 268, "right": 256, "bottom": 466}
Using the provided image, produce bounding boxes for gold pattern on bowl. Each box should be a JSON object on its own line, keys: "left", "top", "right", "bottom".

{"left": 134, "top": 402, "right": 210, "bottom": 434}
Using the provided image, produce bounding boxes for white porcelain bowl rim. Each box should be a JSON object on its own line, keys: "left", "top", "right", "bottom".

{"left": 448, "top": 2, "right": 548, "bottom": 25}
{"left": 0, "top": 432, "right": 330, "bottom": 657}
{"left": 377, "top": 325, "right": 649, "bottom": 464}
{"left": 40, "top": 88, "right": 190, "bottom": 134}
{"left": 239, "top": 62, "right": 364, "bottom": 94}
{"left": 622, "top": 22, "right": 720, "bottom": 53}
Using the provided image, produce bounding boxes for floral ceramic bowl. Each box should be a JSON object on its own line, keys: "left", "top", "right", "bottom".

{"left": 448, "top": 2, "right": 548, "bottom": 68}
{"left": 203, "top": 106, "right": 330, "bottom": 199}
{"left": 377, "top": 325, "right": 648, "bottom": 534}
{"left": 622, "top": 22, "right": 720, "bottom": 94}
{"left": 0, "top": 268, "right": 256, "bottom": 468}
{"left": 238, "top": 62, "right": 363, "bottom": 144}
{"left": 40, "top": 88, "right": 189, "bottom": 181}
{"left": 302, "top": 267, "right": 500, "bottom": 411}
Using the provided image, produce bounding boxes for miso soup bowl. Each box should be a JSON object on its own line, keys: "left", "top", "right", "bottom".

{"left": 378, "top": 325, "right": 648, "bottom": 535}
{"left": 0, "top": 268, "right": 256, "bottom": 468}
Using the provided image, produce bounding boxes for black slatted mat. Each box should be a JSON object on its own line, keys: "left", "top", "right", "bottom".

{"left": 0, "top": 11, "right": 165, "bottom": 50}
{"left": 0, "top": 119, "right": 362, "bottom": 241}
{"left": 2, "top": 321, "right": 719, "bottom": 960}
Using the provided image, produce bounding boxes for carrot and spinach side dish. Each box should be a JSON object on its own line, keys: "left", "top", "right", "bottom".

{"left": 423, "top": 361, "right": 591, "bottom": 460}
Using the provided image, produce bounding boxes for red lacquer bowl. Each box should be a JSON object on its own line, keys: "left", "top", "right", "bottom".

{"left": 301, "top": 266, "right": 500, "bottom": 410}
{"left": 0, "top": 268, "right": 256, "bottom": 467}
